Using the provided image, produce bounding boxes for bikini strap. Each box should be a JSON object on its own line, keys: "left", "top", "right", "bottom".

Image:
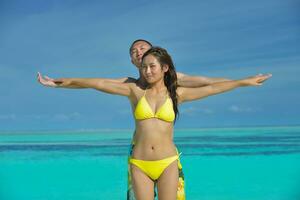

{"left": 176, "top": 148, "right": 182, "bottom": 156}
{"left": 164, "top": 89, "right": 170, "bottom": 99}
{"left": 143, "top": 86, "right": 148, "bottom": 97}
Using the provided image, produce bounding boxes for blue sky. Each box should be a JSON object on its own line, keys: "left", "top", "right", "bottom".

{"left": 0, "top": 0, "right": 299, "bottom": 131}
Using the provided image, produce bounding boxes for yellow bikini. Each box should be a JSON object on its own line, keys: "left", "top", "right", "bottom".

{"left": 130, "top": 151, "right": 182, "bottom": 180}
{"left": 134, "top": 88, "right": 175, "bottom": 122}
{"left": 130, "top": 88, "right": 180, "bottom": 181}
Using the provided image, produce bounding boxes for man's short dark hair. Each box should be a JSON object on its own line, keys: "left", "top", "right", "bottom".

{"left": 129, "top": 39, "right": 153, "bottom": 55}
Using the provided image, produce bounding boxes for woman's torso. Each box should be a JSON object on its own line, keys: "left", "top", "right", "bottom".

{"left": 128, "top": 82, "right": 177, "bottom": 160}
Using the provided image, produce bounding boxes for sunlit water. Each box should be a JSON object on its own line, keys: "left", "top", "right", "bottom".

{"left": 1, "top": 126, "right": 299, "bottom": 200}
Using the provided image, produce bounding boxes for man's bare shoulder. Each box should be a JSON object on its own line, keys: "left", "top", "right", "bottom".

{"left": 109, "top": 77, "right": 137, "bottom": 83}
{"left": 123, "top": 77, "right": 140, "bottom": 91}
{"left": 123, "top": 77, "right": 138, "bottom": 83}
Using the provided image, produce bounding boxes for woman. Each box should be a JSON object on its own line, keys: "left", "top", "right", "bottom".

{"left": 38, "top": 47, "right": 271, "bottom": 200}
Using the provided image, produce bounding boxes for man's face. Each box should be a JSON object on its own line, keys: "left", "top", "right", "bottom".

{"left": 130, "top": 41, "right": 152, "bottom": 68}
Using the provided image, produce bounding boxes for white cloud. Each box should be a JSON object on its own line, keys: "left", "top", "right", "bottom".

{"left": 0, "top": 114, "right": 16, "bottom": 120}
{"left": 181, "top": 106, "right": 214, "bottom": 116}
{"left": 52, "top": 112, "right": 81, "bottom": 121}
{"left": 0, "top": 113, "right": 81, "bottom": 121}
{"left": 228, "top": 105, "right": 258, "bottom": 113}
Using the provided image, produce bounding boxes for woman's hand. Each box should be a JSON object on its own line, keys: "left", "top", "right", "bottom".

{"left": 239, "top": 73, "right": 272, "bottom": 86}
{"left": 37, "top": 72, "right": 65, "bottom": 87}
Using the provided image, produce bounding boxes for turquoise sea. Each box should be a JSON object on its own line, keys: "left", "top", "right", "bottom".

{"left": 1, "top": 126, "right": 300, "bottom": 200}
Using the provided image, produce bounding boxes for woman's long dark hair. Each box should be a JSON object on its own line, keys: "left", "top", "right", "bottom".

{"left": 142, "top": 47, "right": 179, "bottom": 122}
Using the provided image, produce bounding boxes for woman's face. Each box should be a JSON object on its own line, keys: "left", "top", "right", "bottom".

{"left": 141, "top": 54, "right": 168, "bottom": 84}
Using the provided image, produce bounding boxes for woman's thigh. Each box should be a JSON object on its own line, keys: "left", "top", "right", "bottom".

{"left": 130, "top": 164, "right": 155, "bottom": 200}
{"left": 157, "top": 160, "right": 179, "bottom": 200}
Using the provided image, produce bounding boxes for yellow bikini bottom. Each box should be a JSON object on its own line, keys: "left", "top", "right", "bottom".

{"left": 129, "top": 152, "right": 182, "bottom": 181}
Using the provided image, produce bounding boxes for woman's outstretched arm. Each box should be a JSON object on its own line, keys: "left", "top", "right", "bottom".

{"left": 37, "top": 72, "right": 131, "bottom": 96}
{"left": 177, "top": 73, "right": 272, "bottom": 103}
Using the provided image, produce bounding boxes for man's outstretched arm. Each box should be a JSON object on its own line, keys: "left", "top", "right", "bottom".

{"left": 100, "top": 77, "right": 137, "bottom": 83}
{"left": 177, "top": 72, "right": 231, "bottom": 88}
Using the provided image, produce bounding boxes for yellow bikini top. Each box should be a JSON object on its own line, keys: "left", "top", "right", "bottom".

{"left": 134, "top": 88, "right": 175, "bottom": 122}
